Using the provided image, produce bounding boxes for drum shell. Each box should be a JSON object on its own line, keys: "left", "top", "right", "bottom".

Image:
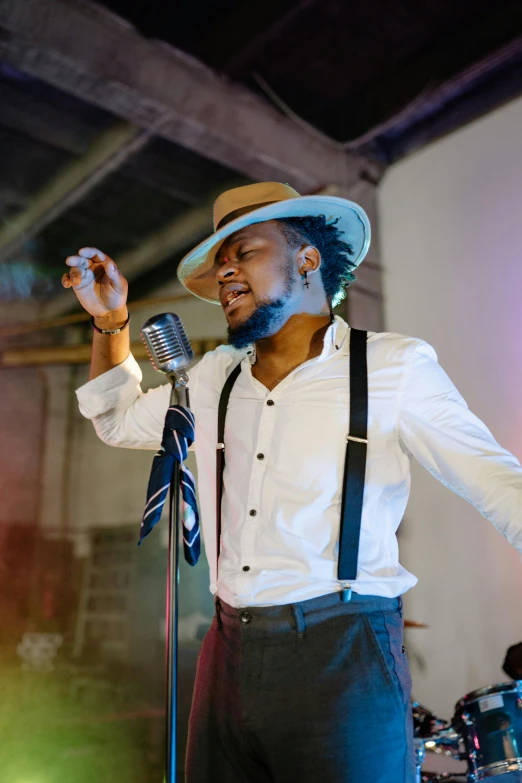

{"left": 453, "top": 681, "right": 522, "bottom": 779}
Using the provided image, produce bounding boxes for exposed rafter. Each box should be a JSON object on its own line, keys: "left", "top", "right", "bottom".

{"left": 0, "top": 0, "right": 369, "bottom": 192}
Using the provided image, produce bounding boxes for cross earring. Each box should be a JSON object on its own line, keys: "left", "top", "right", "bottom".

{"left": 302, "top": 270, "right": 310, "bottom": 288}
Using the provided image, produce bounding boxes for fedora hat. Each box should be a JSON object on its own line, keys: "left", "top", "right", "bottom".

{"left": 177, "top": 182, "right": 371, "bottom": 303}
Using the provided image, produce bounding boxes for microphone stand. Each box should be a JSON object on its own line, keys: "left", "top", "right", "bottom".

{"left": 165, "top": 371, "right": 189, "bottom": 783}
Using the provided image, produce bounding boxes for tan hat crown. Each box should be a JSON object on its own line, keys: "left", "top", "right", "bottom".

{"left": 213, "top": 182, "right": 301, "bottom": 231}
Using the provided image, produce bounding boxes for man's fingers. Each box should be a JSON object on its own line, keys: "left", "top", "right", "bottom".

{"left": 62, "top": 265, "right": 94, "bottom": 290}
{"left": 104, "top": 259, "right": 124, "bottom": 287}
{"left": 78, "top": 247, "right": 107, "bottom": 262}
{"left": 63, "top": 247, "right": 125, "bottom": 295}
{"left": 62, "top": 270, "right": 83, "bottom": 289}
{"left": 76, "top": 247, "right": 123, "bottom": 288}
{"left": 64, "top": 258, "right": 88, "bottom": 284}
{"left": 65, "top": 255, "right": 90, "bottom": 269}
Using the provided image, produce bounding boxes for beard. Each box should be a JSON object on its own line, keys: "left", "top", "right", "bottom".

{"left": 227, "top": 262, "right": 295, "bottom": 350}
{"left": 227, "top": 295, "right": 288, "bottom": 349}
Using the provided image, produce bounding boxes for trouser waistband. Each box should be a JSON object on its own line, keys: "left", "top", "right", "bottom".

{"left": 214, "top": 591, "right": 401, "bottom": 635}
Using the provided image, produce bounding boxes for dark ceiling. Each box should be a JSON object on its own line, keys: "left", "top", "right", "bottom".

{"left": 97, "top": 0, "right": 522, "bottom": 158}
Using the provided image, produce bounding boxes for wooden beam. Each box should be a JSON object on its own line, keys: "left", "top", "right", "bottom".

{"left": 0, "top": 0, "right": 365, "bottom": 192}
{"left": 0, "top": 120, "right": 153, "bottom": 264}
{"left": 0, "top": 339, "right": 224, "bottom": 367}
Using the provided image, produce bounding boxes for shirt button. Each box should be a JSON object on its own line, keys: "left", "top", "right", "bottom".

{"left": 257, "top": 453, "right": 264, "bottom": 460}
{"left": 240, "top": 611, "right": 252, "bottom": 624}
{"left": 242, "top": 566, "right": 250, "bottom": 572}
{"left": 249, "top": 509, "right": 257, "bottom": 517}
{"left": 266, "top": 399, "right": 274, "bottom": 406}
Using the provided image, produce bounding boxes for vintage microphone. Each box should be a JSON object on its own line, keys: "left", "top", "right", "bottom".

{"left": 140, "top": 313, "right": 194, "bottom": 783}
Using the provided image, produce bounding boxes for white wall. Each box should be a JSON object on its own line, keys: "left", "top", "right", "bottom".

{"left": 378, "top": 96, "right": 522, "bottom": 720}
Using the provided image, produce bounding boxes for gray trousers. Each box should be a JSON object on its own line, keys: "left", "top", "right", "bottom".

{"left": 186, "top": 591, "right": 415, "bottom": 783}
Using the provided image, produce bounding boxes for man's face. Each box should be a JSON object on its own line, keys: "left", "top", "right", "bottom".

{"left": 215, "top": 220, "right": 300, "bottom": 347}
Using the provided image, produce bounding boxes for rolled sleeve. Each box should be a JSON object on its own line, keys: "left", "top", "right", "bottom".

{"left": 398, "top": 341, "right": 522, "bottom": 554}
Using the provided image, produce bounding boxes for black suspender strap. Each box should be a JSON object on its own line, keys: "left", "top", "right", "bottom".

{"left": 337, "top": 328, "right": 368, "bottom": 600}
{"left": 216, "top": 362, "right": 242, "bottom": 575}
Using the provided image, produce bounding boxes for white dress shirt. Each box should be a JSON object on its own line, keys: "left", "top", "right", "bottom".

{"left": 76, "top": 316, "right": 522, "bottom": 607}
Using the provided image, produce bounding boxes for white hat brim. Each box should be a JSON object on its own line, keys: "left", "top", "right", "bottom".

{"left": 177, "top": 195, "right": 371, "bottom": 303}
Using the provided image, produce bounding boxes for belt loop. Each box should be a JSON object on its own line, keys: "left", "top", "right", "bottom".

{"left": 397, "top": 596, "right": 403, "bottom": 617}
{"left": 292, "top": 604, "right": 306, "bottom": 640}
{"left": 215, "top": 596, "right": 222, "bottom": 630}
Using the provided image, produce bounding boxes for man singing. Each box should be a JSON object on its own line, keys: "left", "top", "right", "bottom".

{"left": 63, "top": 182, "right": 522, "bottom": 783}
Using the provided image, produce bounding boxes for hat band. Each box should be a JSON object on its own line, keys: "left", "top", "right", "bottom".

{"left": 215, "top": 200, "right": 278, "bottom": 231}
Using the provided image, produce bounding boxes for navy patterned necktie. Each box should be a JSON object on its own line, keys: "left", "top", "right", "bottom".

{"left": 139, "top": 405, "right": 200, "bottom": 566}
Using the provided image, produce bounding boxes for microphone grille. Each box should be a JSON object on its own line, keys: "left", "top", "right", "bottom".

{"left": 140, "top": 313, "right": 194, "bottom": 374}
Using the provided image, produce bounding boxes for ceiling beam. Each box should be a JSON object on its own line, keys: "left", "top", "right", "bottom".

{"left": 0, "top": 0, "right": 366, "bottom": 192}
{"left": 0, "top": 120, "right": 154, "bottom": 264}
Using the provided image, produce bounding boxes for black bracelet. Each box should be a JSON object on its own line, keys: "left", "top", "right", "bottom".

{"left": 91, "top": 314, "right": 130, "bottom": 335}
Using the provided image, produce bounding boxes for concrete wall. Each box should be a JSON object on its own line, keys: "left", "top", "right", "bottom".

{"left": 378, "top": 95, "right": 522, "bottom": 719}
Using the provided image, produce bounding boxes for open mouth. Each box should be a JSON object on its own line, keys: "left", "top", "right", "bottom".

{"left": 223, "top": 290, "right": 250, "bottom": 311}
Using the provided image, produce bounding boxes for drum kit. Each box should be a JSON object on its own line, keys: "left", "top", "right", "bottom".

{"left": 405, "top": 621, "right": 522, "bottom": 782}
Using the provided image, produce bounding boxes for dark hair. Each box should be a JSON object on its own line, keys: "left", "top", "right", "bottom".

{"left": 276, "top": 215, "right": 356, "bottom": 305}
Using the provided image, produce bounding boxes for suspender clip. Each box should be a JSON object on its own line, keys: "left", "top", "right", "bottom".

{"left": 217, "top": 443, "right": 225, "bottom": 450}
{"left": 346, "top": 435, "right": 368, "bottom": 444}
{"left": 340, "top": 583, "right": 353, "bottom": 603}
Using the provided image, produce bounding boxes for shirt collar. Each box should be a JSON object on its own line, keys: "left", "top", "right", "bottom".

{"left": 321, "top": 315, "right": 350, "bottom": 359}
{"left": 246, "top": 315, "right": 350, "bottom": 365}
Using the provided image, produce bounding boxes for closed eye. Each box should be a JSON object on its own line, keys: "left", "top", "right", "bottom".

{"left": 237, "top": 246, "right": 258, "bottom": 259}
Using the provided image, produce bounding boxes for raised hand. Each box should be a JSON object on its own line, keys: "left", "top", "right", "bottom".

{"left": 62, "top": 247, "right": 128, "bottom": 319}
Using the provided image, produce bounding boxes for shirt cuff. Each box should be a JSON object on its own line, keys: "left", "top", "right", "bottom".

{"left": 76, "top": 353, "right": 143, "bottom": 419}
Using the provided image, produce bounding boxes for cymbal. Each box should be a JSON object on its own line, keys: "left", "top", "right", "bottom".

{"left": 404, "top": 619, "right": 428, "bottom": 629}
